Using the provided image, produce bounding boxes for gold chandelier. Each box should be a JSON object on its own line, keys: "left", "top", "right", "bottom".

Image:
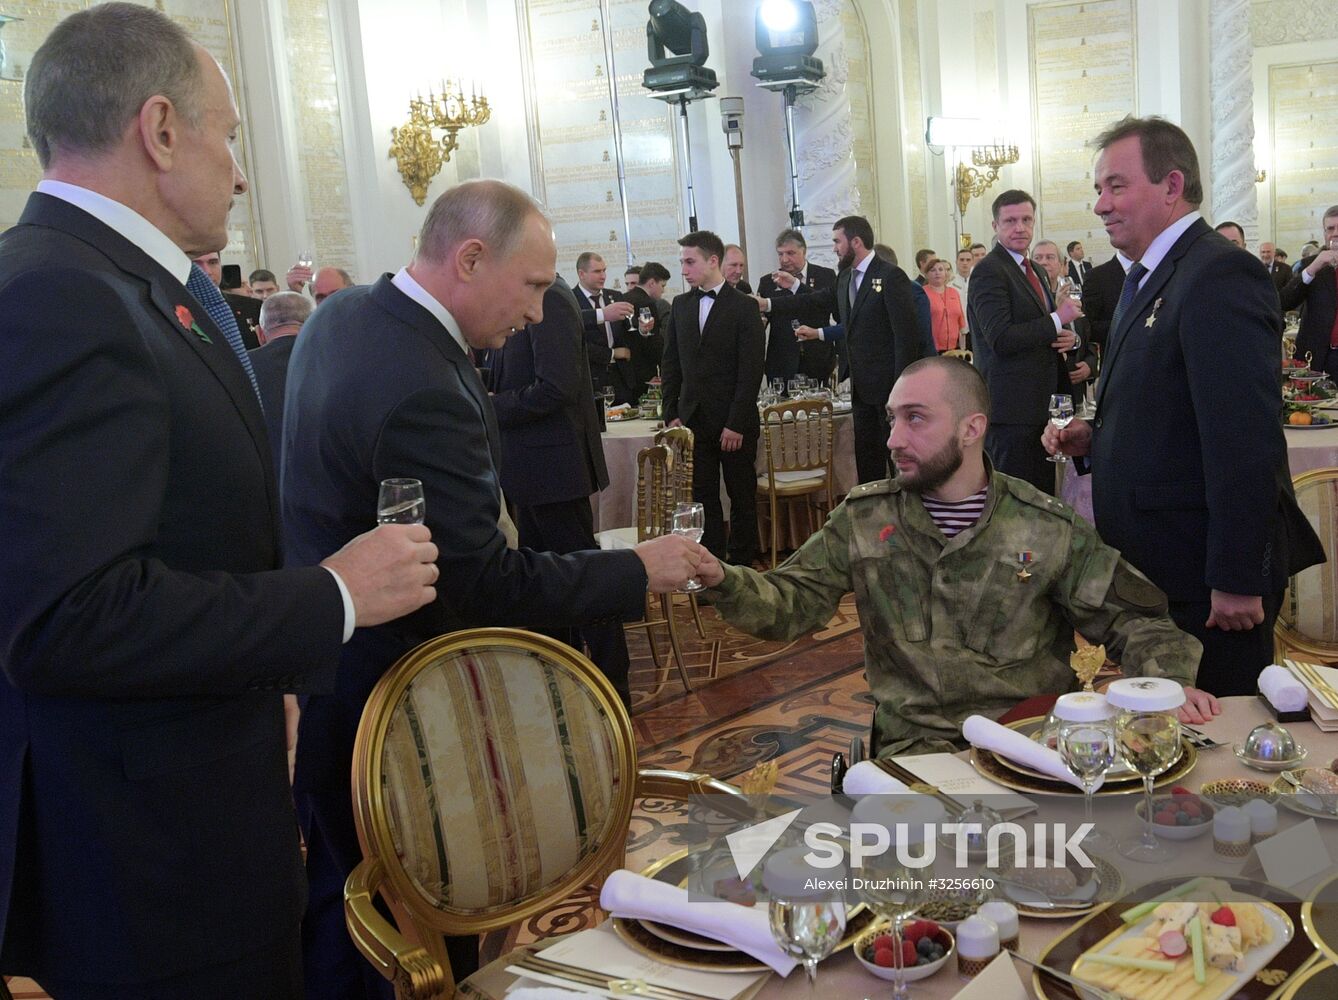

{"left": 390, "top": 81, "right": 491, "bottom": 206}
{"left": 954, "top": 143, "right": 1019, "bottom": 216}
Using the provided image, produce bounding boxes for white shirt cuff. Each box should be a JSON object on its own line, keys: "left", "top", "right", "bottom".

{"left": 1302, "top": 269, "right": 1315, "bottom": 285}
{"left": 1049, "top": 312, "right": 1062, "bottom": 332}
{"left": 594, "top": 307, "right": 605, "bottom": 322}
{"left": 325, "top": 566, "right": 356, "bottom": 642}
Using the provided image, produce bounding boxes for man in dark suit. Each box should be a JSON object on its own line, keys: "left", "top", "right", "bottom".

{"left": 662, "top": 230, "right": 766, "bottom": 566}
{"left": 0, "top": 7, "right": 438, "bottom": 998}
{"left": 282, "top": 180, "right": 703, "bottom": 999}
{"left": 1079, "top": 252, "right": 1126, "bottom": 350}
{"left": 765, "top": 216, "right": 934, "bottom": 485}
{"left": 1065, "top": 240, "right": 1094, "bottom": 287}
{"left": 723, "top": 243, "right": 753, "bottom": 294}
{"left": 968, "top": 190, "right": 1081, "bottom": 494}
{"left": 1281, "top": 208, "right": 1338, "bottom": 378}
{"left": 574, "top": 251, "right": 636, "bottom": 404}
{"left": 1260, "top": 241, "right": 1293, "bottom": 298}
{"left": 491, "top": 275, "right": 632, "bottom": 704}
{"left": 756, "top": 227, "right": 838, "bottom": 383}
{"left": 1034, "top": 240, "right": 1098, "bottom": 392}
{"left": 1047, "top": 115, "right": 1325, "bottom": 696}
{"left": 194, "top": 250, "right": 262, "bottom": 348}
{"left": 620, "top": 260, "right": 671, "bottom": 391}
{"left": 249, "top": 291, "right": 314, "bottom": 477}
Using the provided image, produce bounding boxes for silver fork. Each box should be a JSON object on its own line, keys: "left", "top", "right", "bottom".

{"left": 1180, "top": 724, "right": 1224, "bottom": 750}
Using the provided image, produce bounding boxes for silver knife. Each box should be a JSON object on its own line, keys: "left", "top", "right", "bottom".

{"left": 1008, "top": 950, "right": 1122, "bottom": 1000}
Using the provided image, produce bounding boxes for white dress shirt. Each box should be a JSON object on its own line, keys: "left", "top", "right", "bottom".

{"left": 698, "top": 280, "right": 725, "bottom": 331}
{"left": 1132, "top": 211, "right": 1201, "bottom": 289}
{"left": 392, "top": 267, "right": 469, "bottom": 357}
{"left": 1004, "top": 245, "right": 1061, "bottom": 332}
{"left": 580, "top": 285, "right": 618, "bottom": 347}
{"left": 35, "top": 179, "right": 357, "bottom": 640}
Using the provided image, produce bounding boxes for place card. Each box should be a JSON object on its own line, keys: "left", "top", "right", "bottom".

{"left": 894, "top": 753, "right": 1037, "bottom": 817}
{"left": 509, "top": 923, "right": 768, "bottom": 1000}
{"left": 1241, "top": 819, "right": 1332, "bottom": 888}
{"left": 949, "top": 950, "right": 1029, "bottom": 1000}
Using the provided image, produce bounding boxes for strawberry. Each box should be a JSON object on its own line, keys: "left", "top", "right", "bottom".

{"left": 901, "top": 939, "right": 917, "bottom": 966}
{"left": 1211, "top": 905, "right": 1236, "bottom": 927}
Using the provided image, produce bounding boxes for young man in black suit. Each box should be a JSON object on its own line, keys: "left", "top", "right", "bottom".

{"left": 491, "top": 274, "right": 632, "bottom": 705}
{"left": 1046, "top": 115, "right": 1325, "bottom": 696}
{"left": 756, "top": 227, "right": 838, "bottom": 383}
{"left": 620, "top": 260, "right": 671, "bottom": 391}
{"left": 282, "top": 180, "right": 703, "bottom": 998}
{"left": 1065, "top": 240, "right": 1093, "bottom": 287}
{"left": 968, "top": 190, "right": 1082, "bottom": 493}
{"left": 0, "top": 7, "right": 438, "bottom": 997}
{"left": 1281, "top": 206, "right": 1338, "bottom": 379}
{"left": 662, "top": 230, "right": 766, "bottom": 567}
{"left": 762, "top": 216, "right": 935, "bottom": 485}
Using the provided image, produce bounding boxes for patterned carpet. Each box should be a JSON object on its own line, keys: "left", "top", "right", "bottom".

{"left": 4, "top": 597, "right": 869, "bottom": 997}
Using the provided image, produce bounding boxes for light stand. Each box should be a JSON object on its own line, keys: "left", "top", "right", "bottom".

{"left": 720, "top": 97, "right": 747, "bottom": 259}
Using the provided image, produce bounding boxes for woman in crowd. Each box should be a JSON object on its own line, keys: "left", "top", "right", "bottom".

{"left": 923, "top": 257, "right": 966, "bottom": 352}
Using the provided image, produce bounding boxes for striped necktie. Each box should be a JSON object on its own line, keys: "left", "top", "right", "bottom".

{"left": 185, "top": 263, "right": 264, "bottom": 410}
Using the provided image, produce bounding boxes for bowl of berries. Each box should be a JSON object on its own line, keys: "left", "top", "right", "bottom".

{"left": 854, "top": 919, "right": 954, "bottom": 982}
{"left": 1134, "top": 786, "right": 1214, "bottom": 839}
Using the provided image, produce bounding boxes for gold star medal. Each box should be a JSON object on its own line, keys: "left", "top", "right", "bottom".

{"left": 1015, "top": 550, "right": 1035, "bottom": 581}
{"left": 1144, "top": 297, "right": 1162, "bottom": 328}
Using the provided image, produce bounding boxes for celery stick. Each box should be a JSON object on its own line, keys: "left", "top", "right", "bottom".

{"left": 1120, "top": 877, "right": 1209, "bottom": 923}
{"left": 1082, "top": 953, "right": 1177, "bottom": 974}
{"left": 1188, "top": 915, "right": 1206, "bottom": 985}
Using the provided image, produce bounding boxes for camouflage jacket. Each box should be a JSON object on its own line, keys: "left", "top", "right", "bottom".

{"left": 711, "top": 468, "right": 1201, "bottom": 757}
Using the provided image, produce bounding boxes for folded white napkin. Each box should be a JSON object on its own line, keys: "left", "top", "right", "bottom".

{"left": 1260, "top": 663, "right": 1309, "bottom": 713}
{"left": 599, "top": 870, "right": 799, "bottom": 976}
{"left": 841, "top": 760, "right": 910, "bottom": 798}
{"left": 962, "top": 715, "right": 1100, "bottom": 791}
{"left": 508, "top": 985, "right": 598, "bottom": 999}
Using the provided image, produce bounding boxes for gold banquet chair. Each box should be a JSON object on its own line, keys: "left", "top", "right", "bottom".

{"left": 757, "top": 399, "right": 836, "bottom": 568}
{"left": 653, "top": 425, "right": 713, "bottom": 644}
{"left": 343, "top": 628, "right": 741, "bottom": 999}
{"left": 594, "top": 444, "right": 694, "bottom": 692}
{"left": 1275, "top": 467, "right": 1338, "bottom": 665}
{"left": 942, "top": 348, "right": 973, "bottom": 364}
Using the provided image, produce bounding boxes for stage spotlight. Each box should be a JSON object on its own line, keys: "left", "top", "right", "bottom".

{"left": 642, "top": 0, "right": 718, "bottom": 95}
{"left": 751, "top": 0, "right": 823, "bottom": 87}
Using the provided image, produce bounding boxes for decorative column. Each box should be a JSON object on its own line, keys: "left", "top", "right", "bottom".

{"left": 1209, "top": 0, "right": 1258, "bottom": 231}
{"left": 789, "top": 0, "right": 860, "bottom": 241}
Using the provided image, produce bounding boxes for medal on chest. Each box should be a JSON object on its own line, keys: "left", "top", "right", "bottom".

{"left": 1015, "top": 550, "right": 1036, "bottom": 582}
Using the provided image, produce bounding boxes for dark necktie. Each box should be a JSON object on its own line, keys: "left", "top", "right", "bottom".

{"left": 1108, "top": 261, "right": 1149, "bottom": 354}
{"left": 185, "top": 264, "right": 263, "bottom": 410}
{"left": 848, "top": 269, "right": 861, "bottom": 308}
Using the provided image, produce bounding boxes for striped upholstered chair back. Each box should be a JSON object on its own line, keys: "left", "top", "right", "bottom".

{"left": 345, "top": 628, "right": 636, "bottom": 998}
{"left": 1276, "top": 468, "right": 1338, "bottom": 664}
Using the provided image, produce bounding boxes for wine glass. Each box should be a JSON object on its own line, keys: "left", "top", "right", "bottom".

{"left": 601, "top": 385, "right": 615, "bottom": 413}
{"left": 670, "top": 502, "right": 705, "bottom": 592}
{"left": 1058, "top": 720, "right": 1117, "bottom": 853}
{"left": 791, "top": 318, "right": 802, "bottom": 338}
{"left": 1116, "top": 709, "right": 1181, "bottom": 862}
{"left": 377, "top": 478, "right": 425, "bottom": 524}
{"left": 771, "top": 377, "right": 786, "bottom": 401}
{"left": 787, "top": 378, "right": 802, "bottom": 399}
{"left": 1047, "top": 393, "right": 1075, "bottom": 463}
{"left": 638, "top": 307, "right": 654, "bottom": 336}
{"left": 765, "top": 847, "right": 846, "bottom": 995}
{"left": 856, "top": 855, "right": 927, "bottom": 1000}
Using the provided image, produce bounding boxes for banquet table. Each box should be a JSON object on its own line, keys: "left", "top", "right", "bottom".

{"left": 1058, "top": 422, "right": 1338, "bottom": 523}
{"left": 465, "top": 695, "right": 1338, "bottom": 999}
{"left": 592, "top": 411, "right": 859, "bottom": 535}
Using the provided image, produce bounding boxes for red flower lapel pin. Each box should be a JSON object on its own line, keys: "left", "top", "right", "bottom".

{"left": 174, "top": 304, "right": 212, "bottom": 344}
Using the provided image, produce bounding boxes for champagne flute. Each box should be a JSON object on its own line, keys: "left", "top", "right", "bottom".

{"left": 377, "top": 478, "right": 425, "bottom": 524}
{"left": 601, "top": 385, "right": 615, "bottom": 414}
{"left": 1116, "top": 709, "right": 1181, "bottom": 862}
{"left": 671, "top": 502, "right": 705, "bottom": 592}
{"left": 1058, "top": 720, "right": 1117, "bottom": 853}
{"left": 638, "top": 306, "right": 654, "bottom": 336}
{"left": 856, "top": 856, "right": 926, "bottom": 1000}
{"left": 1047, "top": 393, "right": 1075, "bottom": 463}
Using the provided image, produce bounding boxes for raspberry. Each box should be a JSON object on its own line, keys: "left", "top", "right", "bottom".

{"left": 874, "top": 947, "right": 896, "bottom": 967}
{"left": 902, "top": 939, "right": 918, "bottom": 966}
{"left": 872, "top": 934, "right": 894, "bottom": 951}
{"left": 1181, "top": 801, "right": 1202, "bottom": 818}
{"left": 1171, "top": 786, "right": 1192, "bottom": 796}
{"left": 1154, "top": 810, "right": 1178, "bottom": 825}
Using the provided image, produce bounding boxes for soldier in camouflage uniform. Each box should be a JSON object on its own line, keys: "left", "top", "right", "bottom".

{"left": 697, "top": 357, "right": 1213, "bottom": 756}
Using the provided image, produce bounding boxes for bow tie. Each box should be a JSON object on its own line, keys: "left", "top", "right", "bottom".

{"left": 695, "top": 288, "right": 717, "bottom": 299}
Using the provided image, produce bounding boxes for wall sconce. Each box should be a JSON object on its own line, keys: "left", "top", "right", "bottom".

{"left": 389, "top": 80, "right": 491, "bottom": 206}
{"left": 954, "top": 143, "right": 1020, "bottom": 216}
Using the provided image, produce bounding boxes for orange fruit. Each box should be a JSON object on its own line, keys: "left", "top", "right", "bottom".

{"left": 1289, "top": 411, "right": 1312, "bottom": 425}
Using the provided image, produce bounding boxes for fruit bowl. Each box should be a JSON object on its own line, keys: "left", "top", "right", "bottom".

{"left": 854, "top": 921, "right": 954, "bottom": 982}
{"left": 1135, "top": 789, "right": 1214, "bottom": 839}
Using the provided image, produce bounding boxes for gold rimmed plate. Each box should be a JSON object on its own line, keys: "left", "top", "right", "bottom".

{"left": 970, "top": 730, "right": 1196, "bottom": 797}
{"left": 989, "top": 853, "right": 1124, "bottom": 920}
{"left": 991, "top": 716, "right": 1143, "bottom": 785}
{"left": 1270, "top": 774, "right": 1338, "bottom": 821}
{"left": 611, "top": 849, "right": 875, "bottom": 972}
{"left": 1033, "top": 876, "right": 1310, "bottom": 1000}
{"left": 1279, "top": 957, "right": 1338, "bottom": 999}
{"left": 1301, "top": 871, "right": 1338, "bottom": 966}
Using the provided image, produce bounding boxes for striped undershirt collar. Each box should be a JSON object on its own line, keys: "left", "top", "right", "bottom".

{"left": 919, "top": 486, "right": 989, "bottom": 538}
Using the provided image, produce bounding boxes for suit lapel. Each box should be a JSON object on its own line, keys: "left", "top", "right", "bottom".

{"left": 849, "top": 260, "right": 876, "bottom": 323}
{"left": 1018, "top": 257, "right": 1050, "bottom": 311}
